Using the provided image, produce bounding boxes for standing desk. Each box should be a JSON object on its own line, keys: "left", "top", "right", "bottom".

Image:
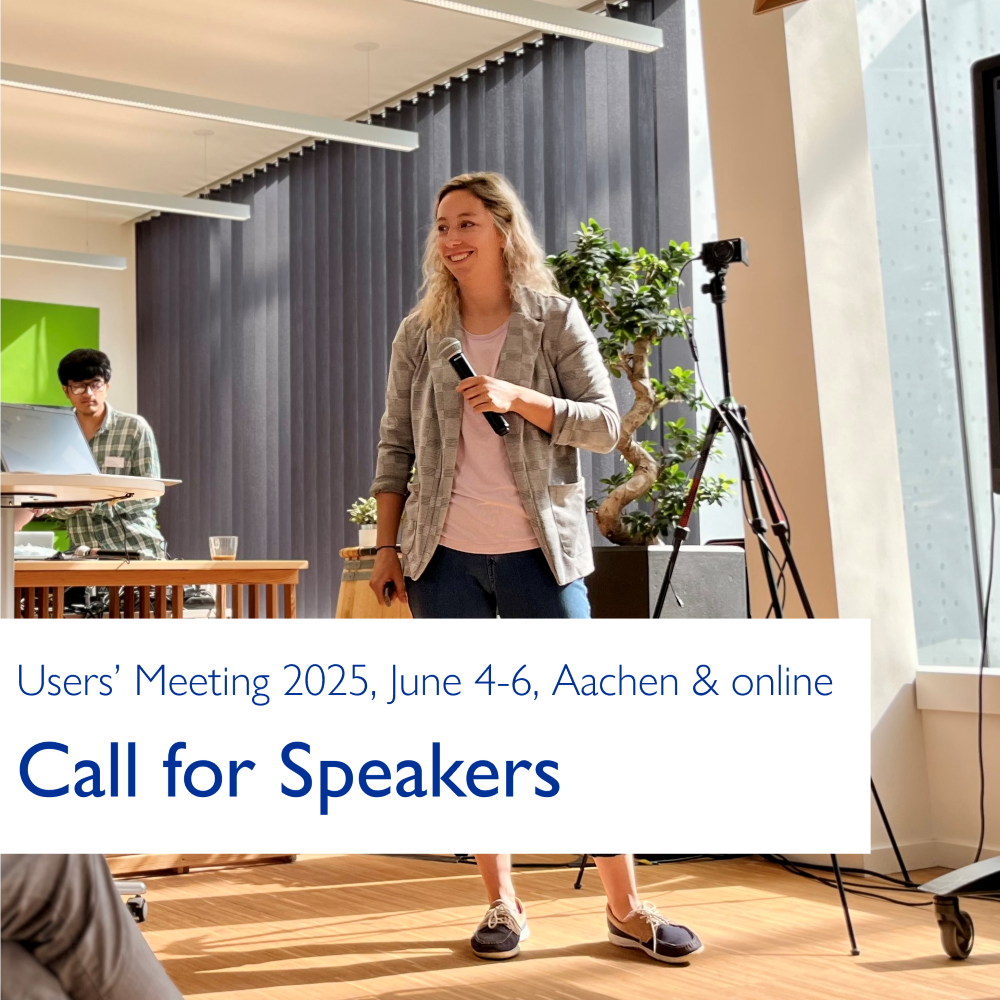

{"left": 1, "top": 472, "right": 167, "bottom": 619}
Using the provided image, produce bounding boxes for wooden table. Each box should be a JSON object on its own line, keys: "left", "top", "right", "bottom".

{"left": 13, "top": 559, "right": 308, "bottom": 619}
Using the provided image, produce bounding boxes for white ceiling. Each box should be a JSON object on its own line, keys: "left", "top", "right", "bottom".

{"left": 1, "top": 0, "right": 589, "bottom": 226}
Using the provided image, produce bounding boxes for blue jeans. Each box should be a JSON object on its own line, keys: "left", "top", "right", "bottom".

{"left": 407, "top": 546, "right": 591, "bottom": 619}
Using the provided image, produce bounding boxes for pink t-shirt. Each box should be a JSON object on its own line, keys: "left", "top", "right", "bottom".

{"left": 438, "top": 320, "right": 540, "bottom": 554}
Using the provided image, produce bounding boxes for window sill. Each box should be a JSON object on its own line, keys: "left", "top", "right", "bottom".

{"left": 915, "top": 665, "right": 1000, "bottom": 716}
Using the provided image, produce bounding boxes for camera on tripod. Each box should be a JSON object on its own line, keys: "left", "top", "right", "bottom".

{"left": 656, "top": 231, "right": 815, "bottom": 622}
{"left": 699, "top": 238, "right": 749, "bottom": 271}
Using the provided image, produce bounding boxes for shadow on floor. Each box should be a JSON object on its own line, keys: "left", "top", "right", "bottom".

{"left": 161, "top": 937, "right": 690, "bottom": 995}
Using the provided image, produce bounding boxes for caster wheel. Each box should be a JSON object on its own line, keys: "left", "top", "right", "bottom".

{"left": 938, "top": 909, "right": 974, "bottom": 960}
{"left": 126, "top": 896, "right": 148, "bottom": 924}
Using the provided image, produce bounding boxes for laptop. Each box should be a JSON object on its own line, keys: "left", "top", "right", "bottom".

{"left": 1, "top": 403, "right": 101, "bottom": 474}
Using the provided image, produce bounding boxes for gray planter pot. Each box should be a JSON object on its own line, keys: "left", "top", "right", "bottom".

{"left": 586, "top": 544, "right": 748, "bottom": 619}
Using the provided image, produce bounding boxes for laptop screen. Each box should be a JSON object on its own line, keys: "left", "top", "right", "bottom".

{"left": 1, "top": 403, "right": 101, "bottom": 475}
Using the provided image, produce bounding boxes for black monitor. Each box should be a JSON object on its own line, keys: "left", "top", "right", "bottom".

{"left": 0, "top": 403, "right": 100, "bottom": 475}
{"left": 973, "top": 54, "right": 1000, "bottom": 493}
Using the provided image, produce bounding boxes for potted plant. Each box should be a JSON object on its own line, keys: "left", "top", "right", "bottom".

{"left": 547, "top": 222, "right": 741, "bottom": 617}
{"left": 348, "top": 496, "right": 378, "bottom": 548}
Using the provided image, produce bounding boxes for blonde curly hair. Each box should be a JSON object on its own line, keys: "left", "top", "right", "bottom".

{"left": 413, "top": 171, "right": 558, "bottom": 335}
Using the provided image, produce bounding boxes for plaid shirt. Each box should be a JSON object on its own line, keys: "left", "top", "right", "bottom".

{"left": 50, "top": 404, "right": 165, "bottom": 557}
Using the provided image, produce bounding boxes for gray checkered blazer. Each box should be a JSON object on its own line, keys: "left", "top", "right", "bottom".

{"left": 371, "top": 286, "right": 621, "bottom": 585}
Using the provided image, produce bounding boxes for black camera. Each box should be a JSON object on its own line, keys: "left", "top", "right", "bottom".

{"left": 700, "top": 238, "right": 749, "bottom": 270}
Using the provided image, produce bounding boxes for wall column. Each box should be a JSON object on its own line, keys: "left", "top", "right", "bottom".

{"left": 699, "top": 0, "right": 931, "bottom": 867}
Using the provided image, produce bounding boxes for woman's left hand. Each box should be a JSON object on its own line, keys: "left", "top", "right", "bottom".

{"left": 456, "top": 375, "right": 522, "bottom": 414}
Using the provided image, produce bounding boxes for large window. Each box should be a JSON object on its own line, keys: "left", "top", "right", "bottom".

{"left": 857, "top": 0, "right": 999, "bottom": 665}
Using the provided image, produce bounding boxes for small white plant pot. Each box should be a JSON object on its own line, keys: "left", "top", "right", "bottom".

{"left": 358, "top": 525, "right": 377, "bottom": 548}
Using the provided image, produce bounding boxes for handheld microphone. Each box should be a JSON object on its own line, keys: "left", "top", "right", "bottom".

{"left": 438, "top": 338, "right": 510, "bottom": 437}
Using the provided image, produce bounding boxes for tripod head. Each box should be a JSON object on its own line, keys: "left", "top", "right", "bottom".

{"left": 702, "top": 270, "right": 729, "bottom": 306}
{"left": 693, "top": 239, "right": 749, "bottom": 398}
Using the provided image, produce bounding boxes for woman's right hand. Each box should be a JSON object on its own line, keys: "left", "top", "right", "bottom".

{"left": 370, "top": 547, "right": 408, "bottom": 606}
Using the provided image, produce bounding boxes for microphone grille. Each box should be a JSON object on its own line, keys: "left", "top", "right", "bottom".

{"left": 437, "top": 337, "right": 462, "bottom": 361}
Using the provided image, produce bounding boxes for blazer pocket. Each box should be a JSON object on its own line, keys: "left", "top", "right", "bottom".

{"left": 547, "top": 481, "right": 587, "bottom": 557}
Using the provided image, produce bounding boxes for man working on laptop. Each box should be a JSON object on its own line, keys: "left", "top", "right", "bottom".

{"left": 36, "top": 349, "right": 166, "bottom": 558}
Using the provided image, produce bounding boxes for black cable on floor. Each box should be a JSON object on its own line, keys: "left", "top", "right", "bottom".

{"left": 762, "top": 856, "right": 933, "bottom": 908}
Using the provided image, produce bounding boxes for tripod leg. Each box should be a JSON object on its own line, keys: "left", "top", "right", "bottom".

{"left": 732, "top": 421, "right": 784, "bottom": 617}
{"left": 574, "top": 854, "right": 588, "bottom": 890}
{"left": 653, "top": 409, "right": 725, "bottom": 619}
{"left": 739, "top": 409, "right": 815, "bottom": 618}
{"left": 830, "top": 854, "right": 860, "bottom": 955}
{"left": 870, "top": 779, "right": 913, "bottom": 884}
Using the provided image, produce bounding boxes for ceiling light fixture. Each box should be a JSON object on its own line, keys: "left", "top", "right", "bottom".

{"left": 1, "top": 244, "right": 127, "bottom": 270}
{"left": 403, "top": 0, "right": 662, "bottom": 53}
{"left": 1, "top": 174, "right": 252, "bottom": 221}
{"left": 0, "top": 63, "right": 420, "bottom": 152}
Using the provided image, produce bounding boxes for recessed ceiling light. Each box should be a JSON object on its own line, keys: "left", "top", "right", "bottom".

{"left": 1, "top": 174, "right": 252, "bottom": 221}
{"left": 1, "top": 244, "right": 128, "bottom": 270}
{"left": 402, "top": 0, "right": 662, "bottom": 53}
{"left": 0, "top": 63, "right": 419, "bottom": 152}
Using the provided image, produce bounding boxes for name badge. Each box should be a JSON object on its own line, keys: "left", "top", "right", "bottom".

{"left": 104, "top": 456, "right": 126, "bottom": 469}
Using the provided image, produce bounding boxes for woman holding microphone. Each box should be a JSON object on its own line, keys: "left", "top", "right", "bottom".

{"left": 370, "top": 171, "right": 617, "bottom": 618}
{"left": 369, "top": 172, "right": 703, "bottom": 964}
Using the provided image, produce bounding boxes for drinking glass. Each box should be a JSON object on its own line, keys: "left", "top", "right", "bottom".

{"left": 209, "top": 536, "right": 238, "bottom": 560}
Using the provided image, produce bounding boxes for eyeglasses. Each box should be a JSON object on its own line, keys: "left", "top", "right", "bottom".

{"left": 67, "top": 379, "right": 107, "bottom": 395}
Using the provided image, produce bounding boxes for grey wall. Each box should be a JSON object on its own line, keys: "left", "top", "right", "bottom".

{"left": 136, "top": 0, "right": 690, "bottom": 616}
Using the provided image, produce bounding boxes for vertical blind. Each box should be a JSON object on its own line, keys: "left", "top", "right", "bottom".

{"left": 136, "top": 0, "right": 691, "bottom": 617}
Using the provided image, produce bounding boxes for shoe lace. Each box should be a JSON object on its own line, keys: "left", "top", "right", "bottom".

{"left": 625, "top": 902, "right": 674, "bottom": 954}
{"left": 484, "top": 900, "right": 520, "bottom": 933}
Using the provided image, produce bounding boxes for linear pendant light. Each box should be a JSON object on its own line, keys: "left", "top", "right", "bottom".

{"left": 1, "top": 244, "right": 128, "bottom": 270}
{"left": 1, "top": 174, "right": 252, "bottom": 221}
{"left": 0, "top": 63, "right": 420, "bottom": 152}
{"left": 403, "top": 0, "right": 662, "bottom": 53}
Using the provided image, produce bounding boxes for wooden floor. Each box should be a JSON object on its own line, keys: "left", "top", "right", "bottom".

{"left": 138, "top": 855, "right": 1000, "bottom": 1000}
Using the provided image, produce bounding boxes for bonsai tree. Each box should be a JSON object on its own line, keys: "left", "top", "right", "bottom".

{"left": 547, "top": 221, "right": 733, "bottom": 545}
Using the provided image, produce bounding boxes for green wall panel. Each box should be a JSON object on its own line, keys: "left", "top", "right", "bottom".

{"left": 1, "top": 299, "right": 99, "bottom": 406}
